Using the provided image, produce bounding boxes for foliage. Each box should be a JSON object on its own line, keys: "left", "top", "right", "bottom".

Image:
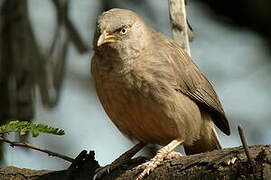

{"left": 0, "top": 121, "right": 65, "bottom": 137}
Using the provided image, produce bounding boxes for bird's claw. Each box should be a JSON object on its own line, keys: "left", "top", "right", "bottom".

{"left": 134, "top": 151, "right": 182, "bottom": 180}
{"left": 93, "top": 165, "right": 112, "bottom": 180}
{"left": 135, "top": 161, "right": 157, "bottom": 180}
{"left": 165, "top": 151, "right": 183, "bottom": 160}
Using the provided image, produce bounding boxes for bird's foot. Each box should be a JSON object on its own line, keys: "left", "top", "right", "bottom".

{"left": 135, "top": 151, "right": 183, "bottom": 180}
{"left": 165, "top": 151, "right": 183, "bottom": 160}
{"left": 134, "top": 138, "right": 184, "bottom": 180}
{"left": 94, "top": 164, "right": 114, "bottom": 180}
{"left": 93, "top": 142, "right": 145, "bottom": 179}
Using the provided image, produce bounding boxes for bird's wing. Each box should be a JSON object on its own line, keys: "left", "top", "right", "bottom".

{"left": 161, "top": 37, "right": 230, "bottom": 135}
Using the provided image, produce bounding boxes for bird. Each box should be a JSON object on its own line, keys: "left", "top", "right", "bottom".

{"left": 91, "top": 8, "right": 230, "bottom": 179}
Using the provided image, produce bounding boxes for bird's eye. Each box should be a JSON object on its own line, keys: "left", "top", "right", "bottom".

{"left": 119, "top": 28, "right": 128, "bottom": 35}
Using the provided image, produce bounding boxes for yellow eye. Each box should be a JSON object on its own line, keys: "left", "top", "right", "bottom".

{"left": 120, "top": 28, "right": 128, "bottom": 35}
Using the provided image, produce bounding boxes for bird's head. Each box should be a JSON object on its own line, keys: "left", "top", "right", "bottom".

{"left": 94, "top": 9, "right": 148, "bottom": 58}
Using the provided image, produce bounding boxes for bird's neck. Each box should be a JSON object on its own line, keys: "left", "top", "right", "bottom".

{"left": 96, "top": 50, "right": 141, "bottom": 75}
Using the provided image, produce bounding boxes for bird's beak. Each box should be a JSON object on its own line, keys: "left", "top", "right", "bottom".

{"left": 97, "top": 30, "right": 118, "bottom": 47}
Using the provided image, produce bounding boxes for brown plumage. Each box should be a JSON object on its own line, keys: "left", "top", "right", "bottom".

{"left": 91, "top": 8, "right": 230, "bottom": 179}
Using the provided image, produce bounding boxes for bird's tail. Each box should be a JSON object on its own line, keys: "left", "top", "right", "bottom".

{"left": 184, "top": 111, "right": 221, "bottom": 155}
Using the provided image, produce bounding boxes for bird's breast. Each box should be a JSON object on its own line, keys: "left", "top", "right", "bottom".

{"left": 94, "top": 69, "right": 180, "bottom": 145}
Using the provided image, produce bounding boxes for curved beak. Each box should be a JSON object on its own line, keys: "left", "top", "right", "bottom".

{"left": 97, "top": 30, "right": 118, "bottom": 47}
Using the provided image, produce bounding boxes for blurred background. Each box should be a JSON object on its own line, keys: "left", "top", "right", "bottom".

{"left": 1, "top": 0, "right": 271, "bottom": 170}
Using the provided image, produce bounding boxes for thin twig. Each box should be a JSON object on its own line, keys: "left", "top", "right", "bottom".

{"left": 168, "top": 0, "right": 191, "bottom": 56}
{"left": 238, "top": 126, "right": 253, "bottom": 164}
{"left": 0, "top": 137, "right": 74, "bottom": 162}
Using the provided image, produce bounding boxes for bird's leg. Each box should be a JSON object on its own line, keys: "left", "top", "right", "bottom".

{"left": 135, "top": 138, "right": 184, "bottom": 180}
{"left": 94, "top": 142, "right": 145, "bottom": 179}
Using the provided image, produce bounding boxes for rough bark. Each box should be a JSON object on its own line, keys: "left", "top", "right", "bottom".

{"left": 1, "top": 145, "right": 271, "bottom": 180}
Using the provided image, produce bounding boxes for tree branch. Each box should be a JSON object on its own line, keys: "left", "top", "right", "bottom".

{"left": 0, "top": 137, "right": 74, "bottom": 162}
{"left": 238, "top": 126, "right": 253, "bottom": 165}
{"left": 1, "top": 145, "right": 270, "bottom": 180}
{"left": 168, "top": 0, "right": 191, "bottom": 56}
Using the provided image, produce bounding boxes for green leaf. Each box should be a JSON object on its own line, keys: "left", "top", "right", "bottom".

{"left": 0, "top": 121, "right": 65, "bottom": 137}
{"left": 19, "top": 131, "right": 27, "bottom": 136}
{"left": 31, "top": 129, "right": 39, "bottom": 137}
